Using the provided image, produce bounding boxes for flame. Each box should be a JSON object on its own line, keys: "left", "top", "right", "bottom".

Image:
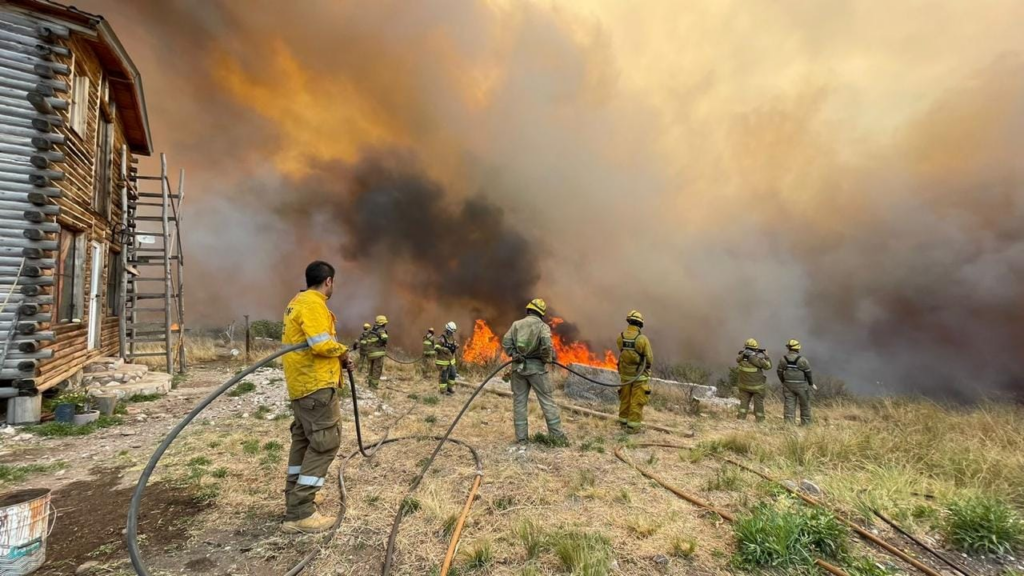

{"left": 462, "top": 319, "right": 506, "bottom": 364}
{"left": 170, "top": 323, "right": 180, "bottom": 331}
{"left": 461, "top": 318, "right": 617, "bottom": 369}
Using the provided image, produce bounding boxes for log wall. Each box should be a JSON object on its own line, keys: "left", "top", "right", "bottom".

{"left": 0, "top": 7, "right": 138, "bottom": 395}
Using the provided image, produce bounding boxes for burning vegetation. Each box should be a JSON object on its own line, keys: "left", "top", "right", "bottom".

{"left": 461, "top": 318, "right": 617, "bottom": 369}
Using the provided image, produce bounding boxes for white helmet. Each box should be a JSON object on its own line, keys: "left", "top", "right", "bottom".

{"left": 445, "top": 321, "right": 457, "bottom": 332}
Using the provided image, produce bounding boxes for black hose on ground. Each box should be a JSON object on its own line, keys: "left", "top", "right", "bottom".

{"left": 127, "top": 343, "right": 395, "bottom": 576}
{"left": 380, "top": 359, "right": 514, "bottom": 575}
{"left": 550, "top": 359, "right": 647, "bottom": 387}
{"left": 385, "top": 353, "right": 421, "bottom": 365}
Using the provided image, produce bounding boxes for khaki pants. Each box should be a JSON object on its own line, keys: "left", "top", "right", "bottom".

{"left": 438, "top": 363, "right": 457, "bottom": 392}
{"left": 511, "top": 371, "right": 565, "bottom": 442}
{"left": 421, "top": 354, "right": 435, "bottom": 377}
{"left": 285, "top": 387, "right": 341, "bottom": 521}
{"left": 783, "top": 382, "right": 812, "bottom": 425}
{"left": 618, "top": 381, "right": 651, "bottom": 429}
{"left": 737, "top": 389, "right": 765, "bottom": 422}
{"left": 367, "top": 356, "right": 384, "bottom": 388}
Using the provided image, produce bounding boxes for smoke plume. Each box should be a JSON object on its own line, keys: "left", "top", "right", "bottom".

{"left": 78, "top": 0, "right": 1024, "bottom": 399}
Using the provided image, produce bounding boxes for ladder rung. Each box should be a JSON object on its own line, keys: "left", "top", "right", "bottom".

{"left": 127, "top": 337, "right": 168, "bottom": 343}
{"left": 134, "top": 176, "right": 163, "bottom": 181}
{"left": 127, "top": 293, "right": 166, "bottom": 300}
{"left": 131, "top": 277, "right": 168, "bottom": 280}
{"left": 129, "top": 329, "right": 181, "bottom": 337}
{"left": 138, "top": 193, "right": 180, "bottom": 199}
{"left": 127, "top": 351, "right": 167, "bottom": 358}
{"left": 129, "top": 202, "right": 163, "bottom": 207}
{"left": 135, "top": 216, "right": 175, "bottom": 222}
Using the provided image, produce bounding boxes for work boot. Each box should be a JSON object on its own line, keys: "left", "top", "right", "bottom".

{"left": 625, "top": 425, "right": 643, "bottom": 435}
{"left": 281, "top": 511, "right": 336, "bottom": 534}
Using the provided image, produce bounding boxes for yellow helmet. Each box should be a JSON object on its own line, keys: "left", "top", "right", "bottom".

{"left": 525, "top": 298, "right": 547, "bottom": 316}
{"left": 375, "top": 315, "right": 388, "bottom": 326}
{"left": 363, "top": 323, "right": 371, "bottom": 330}
{"left": 745, "top": 338, "right": 759, "bottom": 349}
{"left": 626, "top": 310, "right": 644, "bottom": 324}
{"left": 786, "top": 339, "right": 801, "bottom": 351}
{"left": 428, "top": 327, "right": 435, "bottom": 333}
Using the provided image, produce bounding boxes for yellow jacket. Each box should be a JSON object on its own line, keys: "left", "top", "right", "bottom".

{"left": 282, "top": 290, "right": 347, "bottom": 400}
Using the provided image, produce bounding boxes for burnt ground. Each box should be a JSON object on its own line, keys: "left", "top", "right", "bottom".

{"left": 37, "top": 471, "right": 207, "bottom": 575}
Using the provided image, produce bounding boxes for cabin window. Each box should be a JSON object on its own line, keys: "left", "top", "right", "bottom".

{"left": 69, "top": 61, "right": 90, "bottom": 136}
{"left": 56, "top": 230, "right": 86, "bottom": 323}
{"left": 106, "top": 248, "right": 122, "bottom": 316}
{"left": 94, "top": 107, "right": 113, "bottom": 216}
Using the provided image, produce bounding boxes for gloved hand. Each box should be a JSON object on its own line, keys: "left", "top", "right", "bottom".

{"left": 341, "top": 355, "right": 354, "bottom": 371}
{"left": 811, "top": 383, "right": 819, "bottom": 391}
{"left": 742, "top": 349, "right": 755, "bottom": 359}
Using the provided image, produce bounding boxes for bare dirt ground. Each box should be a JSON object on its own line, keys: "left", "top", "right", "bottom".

{"left": 2, "top": 359, "right": 1022, "bottom": 576}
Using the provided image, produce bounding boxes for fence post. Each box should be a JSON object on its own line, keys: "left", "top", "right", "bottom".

{"left": 244, "top": 315, "right": 250, "bottom": 363}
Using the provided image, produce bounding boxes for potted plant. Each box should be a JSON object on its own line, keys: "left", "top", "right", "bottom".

{"left": 53, "top": 390, "right": 83, "bottom": 424}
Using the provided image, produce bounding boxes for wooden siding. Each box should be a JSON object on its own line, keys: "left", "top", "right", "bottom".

{"left": 33, "top": 35, "right": 136, "bottom": 391}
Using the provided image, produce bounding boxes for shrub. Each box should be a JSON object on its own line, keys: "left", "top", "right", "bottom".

{"left": 733, "top": 500, "right": 848, "bottom": 569}
{"left": 250, "top": 319, "right": 284, "bottom": 340}
{"left": 943, "top": 495, "right": 1023, "bottom": 555}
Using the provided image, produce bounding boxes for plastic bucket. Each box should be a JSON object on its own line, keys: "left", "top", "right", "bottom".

{"left": 0, "top": 488, "right": 54, "bottom": 575}
{"left": 53, "top": 404, "right": 74, "bottom": 423}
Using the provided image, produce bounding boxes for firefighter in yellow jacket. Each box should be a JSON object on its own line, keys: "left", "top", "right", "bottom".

{"left": 280, "top": 261, "right": 352, "bottom": 534}
{"left": 736, "top": 338, "right": 772, "bottom": 422}
{"left": 363, "top": 315, "right": 389, "bottom": 388}
{"left": 435, "top": 322, "right": 459, "bottom": 395}
{"left": 617, "top": 310, "right": 654, "bottom": 433}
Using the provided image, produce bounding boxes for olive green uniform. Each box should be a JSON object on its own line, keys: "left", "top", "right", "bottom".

{"left": 435, "top": 333, "right": 458, "bottom": 393}
{"left": 285, "top": 387, "right": 341, "bottom": 520}
{"left": 616, "top": 325, "right": 654, "bottom": 430}
{"left": 736, "top": 349, "right": 772, "bottom": 421}
{"left": 777, "top": 353, "right": 813, "bottom": 425}
{"left": 354, "top": 329, "right": 371, "bottom": 373}
{"left": 362, "top": 326, "right": 388, "bottom": 388}
{"left": 501, "top": 314, "right": 565, "bottom": 442}
{"left": 421, "top": 333, "right": 436, "bottom": 377}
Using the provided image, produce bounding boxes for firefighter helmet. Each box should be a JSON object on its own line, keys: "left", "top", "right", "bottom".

{"left": 375, "top": 315, "right": 388, "bottom": 326}
{"left": 363, "top": 323, "right": 371, "bottom": 330}
{"left": 428, "top": 327, "right": 435, "bottom": 334}
{"left": 626, "top": 310, "right": 644, "bottom": 324}
{"left": 745, "top": 338, "right": 759, "bottom": 349}
{"left": 786, "top": 339, "right": 801, "bottom": 351}
{"left": 445, "top": 321, "right": 457, "bottom": 332}
{"left": 526, "top": 298, "right": 547, "bottom": 316}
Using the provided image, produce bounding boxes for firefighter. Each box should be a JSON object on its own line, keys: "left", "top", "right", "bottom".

{"left": 363, "top": 316, "right": 389, "bottom": 389}
{"left": 501, "top": 299, "right": 567, "bottom": 444}
{"left": 435, "top": 322, "right": 459, "bottom": 395}
{"left": 736, "top": 338, "right": 772, "bottom": 422}
{"left": 280, "top": 261, "right": 352, "bottom": 534}
{"left": 617, "top": 310, "right": 654, "bottom": 434}
{"left": 353, "top": 322, "right": 371, "bottom": 373}
{"left": 777, "top": 339, "right": 815, "bottom": 425}
{"left": 421, "top": 328, "right": 436, "bottom": 378}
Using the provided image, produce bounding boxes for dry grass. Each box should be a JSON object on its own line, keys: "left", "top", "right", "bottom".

{"left": 140, "top": 360, "right": 1024, "bottom": 575}
{"left": 132, "top": 334, "right": 282, "bottom": 370}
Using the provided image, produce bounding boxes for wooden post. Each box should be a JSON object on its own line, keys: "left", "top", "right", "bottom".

{"left": 174, "top": 168, "right": 186, "bottom": 373}
{"left": 117, "top": 144, "right": 127, "bottom": 360}
{"left": 160, "top": 154, "right": 172, "bottom": 374}
{"left": 244, "top": 315, "right": 250, "bottom": 362}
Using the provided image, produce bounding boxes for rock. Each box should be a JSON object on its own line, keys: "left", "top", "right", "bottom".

{"left": 75, "top": 561, "right": 99, "bottom": 574}
{"left": 653, "top": 554, "right": 669, "bottom": 566}
{"left": 782, "top": 480, "right": 799, "bottom": 492}
{"left": 0, "top": 426, "right": 14, "bottom": 435}
{"left": 121, "top": 430, "right": 137, "bottom": 436}
{"left": 800, "top": 479, "right": 823, "bottom": 497}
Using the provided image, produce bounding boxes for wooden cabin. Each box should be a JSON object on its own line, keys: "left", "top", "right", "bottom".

{"left": 0, "top": 0, "right": 152, "bottom": 400}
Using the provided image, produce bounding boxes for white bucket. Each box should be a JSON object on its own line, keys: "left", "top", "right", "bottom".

{"left": 0, "top": 488, "right": 53, "bottom": 575}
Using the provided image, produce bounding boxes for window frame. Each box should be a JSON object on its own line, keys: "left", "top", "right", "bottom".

{"left": 55, "top": 229, "right": 86, "bottom": 324}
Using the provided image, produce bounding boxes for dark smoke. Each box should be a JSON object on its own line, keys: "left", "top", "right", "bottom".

{"left": 283, "top": 153, "right": 540, "bottom": 327}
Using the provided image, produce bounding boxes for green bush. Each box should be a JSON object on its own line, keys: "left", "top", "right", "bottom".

{"left": 25, "top": 416, "right": 122, "bottom": 437}
{"left": 250, "top": 320, "right": 284, "bottom": 340}
{"left": 227, "top": 381, "right": 256, "bottom": 397}
{"left": 943, "top": 495, "right": 1024, "bottom": 555}
{"left": 733, "top": 500, "right": 848, "bottom": 569}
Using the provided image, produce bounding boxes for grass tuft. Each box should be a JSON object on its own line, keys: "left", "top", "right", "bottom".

{"left": 733, "top": 499, "right": 848, "bottom": 569}
{"left": 531, "top": 432, "right": 569, "bottom": 447}
{"left": 24, "top": 415, "right": 122, "bottom": 437}
{"left": 227, "top": 381, "right": 256, "bottom": 397}
{"left": 943, "top": 495, "right": 1024, "bottom": 555}
{"left": 0, "top": 461, "right": 67, "bottom": 484}
{"left": 460, "top": 539, "right": 493, "bottom": 570}
{"left": 515, "top": 519, "right": 545, "bottom": 560}
{"left": 400, "top": 497, "right": 421, "bottom": 517}
{"left": 422, "top": 395, "right": 440, "bottom": 406}
{"left": 671, "top": 536, "right": 697, "bottom": 558}
{"left": 127, "top": 393, "right": 161, "bottom": 403}
{"left": 550, "top": 529, "right": 612, "bottom": 575}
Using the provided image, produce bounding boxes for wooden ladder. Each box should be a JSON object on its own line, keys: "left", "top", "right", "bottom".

{"left": 121, "top": 149, "right": 186, "bottom": 374}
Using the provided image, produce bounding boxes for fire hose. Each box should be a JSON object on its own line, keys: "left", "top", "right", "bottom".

{"left": 385, "top": 353, "right": 421, "bottom": 365}
{"left": 551, "top": 358, "right": 648, "bottom": 387}
{"left": 126, "top": 343, "right": 397, "bottom": 575}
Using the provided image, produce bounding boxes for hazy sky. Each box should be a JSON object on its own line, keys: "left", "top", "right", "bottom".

{"left": 79, "top": 1, "right": 1024, "bottom": 397}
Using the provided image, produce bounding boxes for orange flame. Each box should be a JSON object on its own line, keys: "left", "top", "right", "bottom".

{"left": 461, "top": 318, "right": 617, "bottom": 369}
{"left": 462, "top": 319, "right": 506, "bottom": 364}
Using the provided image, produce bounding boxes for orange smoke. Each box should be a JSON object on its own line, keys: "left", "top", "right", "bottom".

{"left": 461, "top": 318, "right": 617, "bottom": 369}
